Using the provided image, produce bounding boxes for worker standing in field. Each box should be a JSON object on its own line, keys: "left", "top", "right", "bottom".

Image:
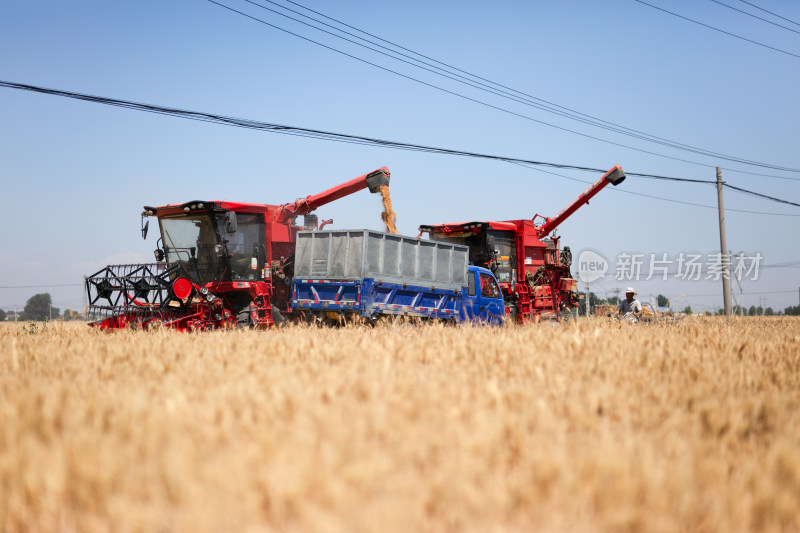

{"left": 617, "top": 287, "right": 643, "bottom": 321}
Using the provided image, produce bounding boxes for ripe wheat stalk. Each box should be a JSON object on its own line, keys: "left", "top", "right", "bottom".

{"left": 1, "top": 317, "right": 799, "bottom": 532}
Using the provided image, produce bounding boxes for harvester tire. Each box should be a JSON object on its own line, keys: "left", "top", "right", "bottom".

{"left": 236, "top": 307, "right": 252, "bottom": 329}
{"left": 272, "top": 306, "right": 286, "bottom": 327}
{"left": 506, "top": 303, "right": 518, "bottom": 325}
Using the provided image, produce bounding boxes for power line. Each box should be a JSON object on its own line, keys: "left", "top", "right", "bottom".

{"left": 0, "top": 79, "right": 694, "bottom": 180}
{"left": 723, "top": 167, "right": 800, "bottom": 182}
{"left": 761, "top": 260, "right": 800, "bottom": 269}
{"left": 208, "top": 0, "right": 800, "bottom": 176}
{"left": 2, "top": 79, "right": 798, "bottom": 211}
{"left": 737, "top": 0, "right": 800, "bottom": 28}
{"left": 275, "top": 0, "right": 800, "bottom": 182}
{"left": 633, "top": 0, "right": 800, "bottom": 59}
{"left": 723, "top": 182, "right": 800, "bottom": 207}
{"left": 248, "top": 0, "right": 788, "bottom": 170}
{"left": 512, "top": 163, "right": 800, "bottom": 216}
{"left": 708, "top": 0, "right": 800, "bottom": 35}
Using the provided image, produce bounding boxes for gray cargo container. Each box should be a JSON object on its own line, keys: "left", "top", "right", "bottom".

{"left": 294, "top": 229, "right": 469, "bottom": 290}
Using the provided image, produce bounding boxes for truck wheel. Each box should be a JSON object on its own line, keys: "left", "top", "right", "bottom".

{"left": 393, "top": 315, "right": 419, "bottom": 327}
{"left": 374, "top": 314, "right": 415, "bottom": 328}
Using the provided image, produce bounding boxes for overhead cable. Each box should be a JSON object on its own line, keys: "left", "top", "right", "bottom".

{"left": 0, "top": 79, "right": 708, "bottom": 183}
{"left": 250, "top": 0, "right": 760, "bottom": 163}
{"left": 2, "top": 79, "right": 798, "bottom": 211}
{"left": 708, "top": 0, "right": 800, "bottom": 35}
{"left": 723, "top": 183, "right": 800, "bottom": 207}
{"left": 271, "top": 0, "right": 800, "bottom": 182}
{"left": 633, "top": 0, "right": 800, "bottom": 59}
{"left": 266, "top": 0, "right": 800, "bottom": 180}
{"left": 208, "top": 0, "right": 800, "bottom": 176}
{"left": 737, "top": 0, "right": 800, "bottom": 27}
{"left": 512, "top": 162, "right": 800, "bottom": 216}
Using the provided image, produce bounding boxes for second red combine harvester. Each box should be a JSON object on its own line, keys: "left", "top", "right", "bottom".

{"left": 419, "top": 165, "right": 625, "bottom": 322}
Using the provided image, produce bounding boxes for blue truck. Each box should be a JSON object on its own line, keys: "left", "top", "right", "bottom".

{"left": 291, "top": 229, "right": 505, "bottom": 325}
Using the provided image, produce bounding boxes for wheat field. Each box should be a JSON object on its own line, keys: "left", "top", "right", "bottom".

{"left": 1, "top": 317, "right": 799, "bottom": 533}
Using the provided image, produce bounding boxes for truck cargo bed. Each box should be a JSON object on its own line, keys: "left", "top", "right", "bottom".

{"left": 293, "top": 278, "right": 461, "bottom": 319}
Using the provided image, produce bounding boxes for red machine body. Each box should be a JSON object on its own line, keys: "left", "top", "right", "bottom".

{"left": 86, "top": 168, "right": 390, "bottom": 330}
{"left": 419, "top": 165, "right": 625, "bottom": 322}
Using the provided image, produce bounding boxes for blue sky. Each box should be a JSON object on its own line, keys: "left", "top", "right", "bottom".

{"left": 2, "top": 0, "right": 799, "bottom": 314}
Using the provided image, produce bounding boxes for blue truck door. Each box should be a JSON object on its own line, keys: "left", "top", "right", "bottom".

{"left": 477, "top": 270, "right": 505, "bottom": 324}
{"left": 465, "top": 267, "right": 504, "bottom": 324}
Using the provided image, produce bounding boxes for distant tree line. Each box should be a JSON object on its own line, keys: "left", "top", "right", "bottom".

{"left": 578, "top": 292, "right": 689, "bottom": 315}
{"left": 0, "top": 293, "right": 86, "bottom": 322}
{"left": 2, "top": 292, "right": 798, "bottom": 321}
{"left": 576, "top": 290, "right": 798, "bottom": 317}
{"left": 714, "top": 305, "right": 798, "bottom": 316}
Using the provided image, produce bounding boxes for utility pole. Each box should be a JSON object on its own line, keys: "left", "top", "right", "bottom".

{"left": 586, "top": 282, "right": 590, "bottom": 317}
{"left": 716, "top": 167, "right": 732, "bottom": 316}
{"left": 736, "top": 252, "right": 745, "bottom": 316}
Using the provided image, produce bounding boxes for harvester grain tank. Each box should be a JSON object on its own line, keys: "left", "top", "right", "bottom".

{"left": 85, "top": 168, "right": 390, "bottom": 330}
{"left": 419, "top": 165, "right": 625, "bottom": 322}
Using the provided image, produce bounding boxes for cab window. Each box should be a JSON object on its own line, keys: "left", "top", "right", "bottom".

{"left": 480, "top": 272, "right": 501, "bottom": 299}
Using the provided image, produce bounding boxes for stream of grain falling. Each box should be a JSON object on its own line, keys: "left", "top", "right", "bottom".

{"left": 377, "top": 185, "right": 398, "bottom": 234}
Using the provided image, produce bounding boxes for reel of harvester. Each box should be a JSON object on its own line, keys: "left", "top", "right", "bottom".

{"left": 85, "top": 263, "right": 234, "bottom": 330}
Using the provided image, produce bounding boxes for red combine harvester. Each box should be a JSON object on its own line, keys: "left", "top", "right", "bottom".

{"left": 419, "top": 165, "right": 625, "bottom": 322}
{"left": 85, "top": 168, "right": 391, "bottom": 330}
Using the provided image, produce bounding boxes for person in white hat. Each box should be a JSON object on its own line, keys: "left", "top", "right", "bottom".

{"left": 616, "top": 287, "right": 643, "bottom": 320}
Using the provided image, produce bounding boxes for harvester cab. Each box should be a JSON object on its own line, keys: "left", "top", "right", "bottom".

{"left": 142, "top": 201, "right": 268, "bottom": 286}
{"left": 86, "top": 167, "right": 391, "bottom": 330}
{"left": 420, "top": 165, "right": 625, "bottom": 323}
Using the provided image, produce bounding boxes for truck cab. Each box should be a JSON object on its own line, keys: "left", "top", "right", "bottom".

{"left": 463, "top": 265, "right": 505, "bottom": 325}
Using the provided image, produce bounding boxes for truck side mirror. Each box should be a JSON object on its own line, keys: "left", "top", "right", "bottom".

{"left": 141, "top": 219, "right": 149, "bottom": 240}
{"left": 225, "top": 211, "right": 238, "bottom": 233}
